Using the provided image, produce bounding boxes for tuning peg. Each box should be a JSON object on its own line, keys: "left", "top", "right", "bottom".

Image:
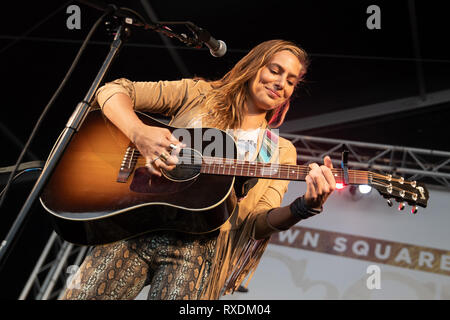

{"left": 398, "top": 202, "right": 405, "bottom": 211}
{"left": 411, "top": 206, "right": 418, "bottom": 214}
{"left": 386, "top": 199, "right": 393, "bottom": 207}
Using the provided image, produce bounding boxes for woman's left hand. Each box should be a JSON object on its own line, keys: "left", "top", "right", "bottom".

{"left": 304, "top": 156, "right": 336, "bottom": 209}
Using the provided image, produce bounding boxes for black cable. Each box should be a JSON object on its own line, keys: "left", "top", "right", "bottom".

{"left": 118, "top": 6, "right": 151, "bottom": 25}
{"left": 0, "top": 168, "right": 43, "bottom": 199}
{"left": 0, "top": 9, "right": 111, "bottom": 211}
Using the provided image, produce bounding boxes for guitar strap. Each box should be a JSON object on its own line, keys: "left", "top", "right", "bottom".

{"left": 256, "top": 128, "right": 279, "bottom": 163}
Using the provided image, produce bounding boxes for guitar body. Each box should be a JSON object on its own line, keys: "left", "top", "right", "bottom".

{"left": 40, "top": 109, "right": 238, "bottom": 245}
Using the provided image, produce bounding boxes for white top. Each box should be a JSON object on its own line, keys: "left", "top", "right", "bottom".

{"left": 185, "top": 115, "right": 260, "bottom": 161}
{"left": 227, "top": 128, "right": 260, "bottom": 161}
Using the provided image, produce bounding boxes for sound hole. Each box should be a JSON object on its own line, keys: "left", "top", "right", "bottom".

{"left": 162, "top": 148, "right": 202, "bottom": 181}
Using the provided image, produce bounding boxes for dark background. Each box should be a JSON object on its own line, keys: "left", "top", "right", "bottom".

{"left": 0, "top": 0, "right": 449, "bottom": 299}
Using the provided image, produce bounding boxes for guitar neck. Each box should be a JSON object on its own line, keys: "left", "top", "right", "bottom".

{"left": 199, "top": 158, "right": 370, "bottom": 185}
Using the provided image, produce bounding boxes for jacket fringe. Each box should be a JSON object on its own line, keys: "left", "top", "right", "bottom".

{"left": 199, "top": 214, "right": 270, "bottom": 300}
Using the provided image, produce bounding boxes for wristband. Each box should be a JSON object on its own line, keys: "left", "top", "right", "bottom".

{"left": 289, "top": 196, "right": 323, "bottom": 220}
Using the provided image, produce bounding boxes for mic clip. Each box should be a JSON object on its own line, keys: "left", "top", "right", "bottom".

{"left": 153, "top": 21, "right": 203, "bottom": 48}
{"left": 185, "top": 22, "right": 210, "bottom": 43}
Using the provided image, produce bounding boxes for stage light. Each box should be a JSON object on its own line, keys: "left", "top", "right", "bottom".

{"left": 358, "top": 185, "right": 372, "bottom": 194}
{"left": 336, "top": 183, "right": 345, "bottom": 190}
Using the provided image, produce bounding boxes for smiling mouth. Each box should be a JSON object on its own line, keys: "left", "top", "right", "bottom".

{"left": 266, "top": 87, "right": 280, "bottom": 98}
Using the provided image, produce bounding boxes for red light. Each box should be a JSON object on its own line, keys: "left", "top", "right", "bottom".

{"left": 336, "top": 183, "right": 345, "bottom": 190}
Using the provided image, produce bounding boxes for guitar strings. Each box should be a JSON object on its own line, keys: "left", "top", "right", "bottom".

{"left": 180, "top": 155, "right": 372, "bottom": 179}
{"left": 181, "top": 154, "right": 380, "bottom": 174}
{"left": 134, "top": 153, "right": 372, "bottom": 178}
{"left": 129, "top": 148, "right": 367, "bottom": 175}
{"left": 126, "top": 150, "right": 422, "bottom": 201}
{"left": 371, "top": 178, "right": 421, "bottom": 201}
{"left": 372, "top": 179, "right": 420, "bottom": 200}
{"left": 128, "top": 151, "right": 399, "bottom": 183}
{"left": 189, "top": 155, "right": 415, "bottom": 184}
{"left": 136, "top": 158, "right": 370, "bottom": 184}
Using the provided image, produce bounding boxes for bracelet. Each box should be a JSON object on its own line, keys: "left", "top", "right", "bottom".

{"left": 289, "top": 196, "right": 323, "bottom": 220}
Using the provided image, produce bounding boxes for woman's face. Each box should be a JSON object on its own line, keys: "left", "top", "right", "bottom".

{"left": 248, "top": 50, "right": 303, "bottom": 112}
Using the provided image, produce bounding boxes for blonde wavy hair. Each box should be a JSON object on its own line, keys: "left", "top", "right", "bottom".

{"left": 201, "top": 39, "right": 309, "bottom": 130}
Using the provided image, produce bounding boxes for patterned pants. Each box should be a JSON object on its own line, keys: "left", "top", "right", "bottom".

{"left": 61, "top": 231, "right": 217, "bottom": 300}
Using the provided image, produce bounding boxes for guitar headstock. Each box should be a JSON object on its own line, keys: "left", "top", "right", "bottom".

{"left": 369, "top": 172, "right": 429, "bottom": 213}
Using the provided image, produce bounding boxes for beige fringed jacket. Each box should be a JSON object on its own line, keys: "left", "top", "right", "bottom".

{"left": 95, "top": 78, "right": 297, "bottom": 299}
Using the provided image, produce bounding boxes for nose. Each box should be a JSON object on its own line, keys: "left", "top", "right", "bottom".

{"left": 274, "top": 75, "right": 287, "bottom": 90}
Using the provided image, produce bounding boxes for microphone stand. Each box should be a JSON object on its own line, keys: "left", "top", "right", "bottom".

{"left": 0, "top": 2, "right": 211, "bottom": 271}
{"left": 0, "top": 14, "right": 130, "bottom": 270}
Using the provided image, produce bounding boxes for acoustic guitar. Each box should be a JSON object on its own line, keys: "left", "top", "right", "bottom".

{"left": 40, "top": 109, "right": 429, "bottom": 245}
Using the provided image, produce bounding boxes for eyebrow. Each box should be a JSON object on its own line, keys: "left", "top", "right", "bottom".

{"left": 269, "top": 63, "right": 300, "bottom": 79}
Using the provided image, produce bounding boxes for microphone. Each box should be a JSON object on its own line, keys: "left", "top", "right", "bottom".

{"left": 187, "top": 23, "right": 227, "bottom": 57}
{"left": 204, "top": 37, "right": 227, "bottom": 58}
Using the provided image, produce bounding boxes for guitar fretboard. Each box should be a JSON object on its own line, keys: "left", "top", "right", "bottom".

{"left": 199, "top": 158, "right": 370, "bottom": 185}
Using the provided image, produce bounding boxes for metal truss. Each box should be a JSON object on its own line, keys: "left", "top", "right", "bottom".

{"left": 281, "top": 133, "right": 450, "bottom": 189}
{"left": 19, "top": 232, "right": 88, "bottom": 300}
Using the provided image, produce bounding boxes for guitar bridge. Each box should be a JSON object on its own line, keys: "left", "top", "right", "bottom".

{"left": 117, "top": 143, "right": 139, "bottom": 183}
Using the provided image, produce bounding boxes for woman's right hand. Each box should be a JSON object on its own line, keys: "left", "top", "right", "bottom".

{"left": 100, "top": 92, "right": 184, "bottom": 176}
{"left": 130, "top": 123, "right": 184, "bottom": 176}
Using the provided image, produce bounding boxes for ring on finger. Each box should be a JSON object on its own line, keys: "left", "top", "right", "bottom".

{"left": 159, "top": 152, "right": 169, "bottom": 163}
{"left": 146, "top": 157, "right": 159, "bottom": 166}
